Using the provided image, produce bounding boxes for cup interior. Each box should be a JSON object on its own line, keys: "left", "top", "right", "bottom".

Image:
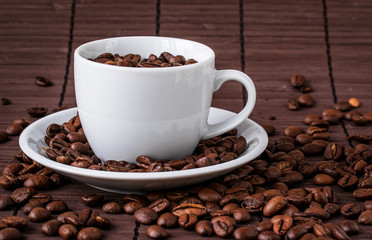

{"left": 75, "top": 36, "right": 215, "bottom": 67}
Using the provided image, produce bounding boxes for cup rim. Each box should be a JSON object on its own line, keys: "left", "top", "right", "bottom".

{"left": 74, "top": 36, "right": 215, "bottom": 72}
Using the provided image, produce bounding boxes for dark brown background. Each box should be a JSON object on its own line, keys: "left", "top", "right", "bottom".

{"left": 0, "top": 0, "right": 371, "bottom": 239}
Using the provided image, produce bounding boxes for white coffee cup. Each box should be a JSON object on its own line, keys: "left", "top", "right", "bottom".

{"left": 74, "top": 36, "right": 256, "bottom": 163}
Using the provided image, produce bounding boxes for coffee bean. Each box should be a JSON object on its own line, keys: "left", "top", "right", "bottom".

{"left": 324, "top": 142, "right": 343, "bottom": 161}
{"left": 148, "top": 198, "right": 170, "bottom": 213}
{"left": 1, "top": 97, "right": 11, "bottom": 105}
{"left": 300, "top": 143, "right": 323, "bottom": 155}
{"left": 345, "top": 110, "right": 362, "bottom": 121}
{"left": 77, "top": 227, "right": 102, "bottom": 240}
{"left": 322, "top": 109, "right": 343, "bottom": 125}
{"left": 277, "top": 171, "right": 304, "bottom": 186}
{"left": 313, "top": 174, "right": 335, "bottom": 186}
{"left": 0, "top": 228, "right": 22, "bottom": 240}
{"left": 23, "top": 175, "right": 52, "bottom": 190}
{"left": 35, "top": 76, "right": 53, "bottom": 87}
{"left": 2, "top": 216, "right": 28, "bottom": 230}
{"left": 57, "top": 212, "right": 82, "bottom": 227}
{"left": 353, "top": 188, "right": 372, "bottom": 201}
{"left": 324, "top": 203, "right": 340, "bottom": 216}
{"left": 288, "top": 99, "right": 300, "bottom": 110}
{"left": 0, "top": 131, "right": 9, "bottom": 143}
{"left": 339, "top": 220, "right": 359, "bottom": 235}
{"left": 285, "top": 224, "right": 312, "bottom": 240}
{"left": 258, "top": 231, "right": 281, "bottom": 240}
{"left": 172, "top": 203, "right": 207, "bottom": 217}
{"left": 333, "top": 100, "right": 352, "bottom": 112}
{"left": 298, "top": 94, "right": 315, "bottom": 107}
{"left": 233, "top": 226, "right": 258, "bottom": 240}
{"left": 59, "top": 224, "right": 78, "bottom": 239}
{"left": 28, "top": 207, "right": 51, "bottom": 222}
{"left": 195, "top": 220, "right": 213, "bottom": 237}
{"left": 340, "top": 203, "right": 362, "bottom": 219}
{"left": 178, "top": 213, "right": 198, "bottom": 229}
{"left": 134, "top": 208, "right": 158, "bottom": 225}
{"left": 27, "top": 107, "right": 48, "bottom": 118}
{"left": 41, "top": 219, "right": 61, "bottom": 236}
{"left": 102, "top": 202, "right": 122, "bottom": 214}
{"left": 45, "top": 201, "right": 68, "bottom": 214}
{"left": 5, "top": 124, "right": 23, "bottom": 136}
{"left": 29, "top": 193, "right": 53, "bottom": 205}
{"left": 81, "top": 194, "right": 104, "bottom": 207}
{"left": 263, "top": 196, "right": 288, "bottom": 217}
{"left": 290, "top": 74, "right": 306, "bottom": 88}
{"left": 211, "top": 216, "right": 236, "bottom": 238}
{"left": 11, "top": 187, "right": 36, "bottom": 204}
{"left": 156, "top": 212, "right": 178, "bottom": 228}
{"left": 357, "top": 210, "right": 372, "bottom": 224}
{"left": 231, "top": 208, "right": 250, "bottom": 223}
{"left": 0, "top": 196, "right": 14, "bottom": 210}
{"left": 331, "top": 225, "right": 351, "bottom": 240}
{"left": 284, "top": 126, "right": 304, "bottom": 138}
{"left": 271, "top": 215, "right": 293, "bottom": 235}
{"left": 146, "top": 225, "right": 168, "bottom": 239}
{"left": 364, "top": 200, "right": 372, "bottom": 210}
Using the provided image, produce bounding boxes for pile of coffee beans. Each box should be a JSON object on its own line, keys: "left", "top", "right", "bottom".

{"left": 91, "top": 51, "right": 197, "bottom": 67}
{"left": 43, "top": 116, "right": 246, "bottom": 172}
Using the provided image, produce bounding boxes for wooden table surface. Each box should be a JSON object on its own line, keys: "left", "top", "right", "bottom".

{"left": 1, "top": 0, "right": 371, "bottom": 239}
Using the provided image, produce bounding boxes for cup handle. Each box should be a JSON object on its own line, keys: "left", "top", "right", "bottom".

{"left": 202, "top": 70, "right": 256, "bottom": 139}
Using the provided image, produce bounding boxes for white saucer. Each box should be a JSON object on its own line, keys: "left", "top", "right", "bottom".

{"left": 19, "top": 107, "right": 268, "bottom": 193}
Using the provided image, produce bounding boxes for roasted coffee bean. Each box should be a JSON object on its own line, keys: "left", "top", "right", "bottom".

{"left": 285, "top": 224, "right": 312, "bottom": 240}
{"left": 102, "top": 202, "right": 122, "bottom": 214}
{"left": 2, "top": 216, "right": 28, "bottom": 230}
{"left": 271, "top": 215, "right": 293, "bottom": 235}
{"left": 134, "top": 208, "right": 158, "bottom": 225}
{"left": 23, "top": 200, "right": 44, "bottom": 215}
{"left": 41, "top": 219, "right": 61, "bottom": 236}
{"left": 233, "top": 225, "right": 258, "bottom": 240}
{"left": 0, "top": 131, "right": 9, "bottom": 143}
{"left": 27, "top": 107, "right": 47, "bottom": 118}
{"left": 0, "top": 227, "right": 22, "bottom": 240}
{"left": 59, "top": 224, "right": 78, "bottom": 239}
{"left": 156, "top": 212, "right": 178, "bottom": 228}
{"left": 324, "top": 203, "right": 340, "bottom": 216}
{"left": 345, "top": 110, "right": 362, "bottom": 121}
{"left": 35, "top": 76, "right": 53, "bottom": 87}
{"left": 324, "top": 142, "right": 343, "bottom": 161}
{"left": 124, "top": 201, "right": 144, "bottom": 214}
{"left": 256, "top": 221, "right": 274, "bottom": 232}
{"left": 178, "top": 213, "right": 197, "bottom": 229}
{"left": 29, "top": 193, "right": 52, "bottom": 205}
{"left": 288, "top": 99, "right": 300, "bottom": 110}
{"left": 57, "top": 212, "right": 82, "bottom": 227}
{"left": 304, "top": 206, "right": 330, "bottom": 220}
{"left": 172, "top": 203, "right": 207, "bottom": 217}
{"left": 258, "top": 231, "right": 281, "bottom": 240}
{"left": 340, "top": 203, "right": 362, "bottom": 219}
{"left": 357, "top": 210, "right": 372, "bottom": 224}
{"left": 77, "top": 227, "right": 102, "bottom": 240}
{"left": 331, "top": 225, "right": 351, "bottom": 240}
{"left": 23, "top": 175, "right": 51, "bottom": 190}
{"left": 263, "top": 196, "right": 288, "bottom": 217}
{"left": 364, "top": 200, "right": 372, "bottom": 210}
{"left": 148, "top": 198, "right": 170, "bottom": 213}
{"left": 81, "top": 194, "right": 104, "bottom": 207}
{"left": 0, "top": 173, "right": 18, "bottom": 190}
{"left": 353, "top": 188, "right": 372, "bottom": 201}
{"left": 261, "top": 124, "right": 276, "bottom": 136}
{"left": 333, "top": 100, "right": 352, "bottom": 112}
{"left": 295, "top": 134, "right": 313, "bottom": 145}
{"left": 298, "top": 94, "right": 315, "bottom": 107}
{"left": 322, "top": 109, "right": 343, "bottom": 125}
{"left": 45, "top": 201, "right": 68, "bottom": 214}
{"left": 197, "top": 188, "right": 221, "bottom": 204}
{"left": 5, "top": 124, "right": 23, "bottom": 136}
{"left": 11, "top": 187, "right": 36, "bottom": 204}
{"left": 79, "top": 208, "right": 99, "bottom": 226}
{"left": 146, "top": 225, "right": 168, "bottom": 239}
{"left": 231, "top": 208, "right": 250, "bottom": 223}
{"left": 339, "top": 220, "right": 359, "bottom": 235}
{"left": 348, "top": 134, "right": 372, "bottom": 144}
{"left": 277, "top": 171, "right": 304, "bottom": 186}
{"left": 195, "top": 220, "right": 213, "bottom": 237}
{"left": 28, "top": 207, "right": 51, "bottom": 222}
{"left": 0, "top": 196, "right": 14, "bottom": 210}
{"left": 211, "top": 216, "right": 236, "bottom": 238}
{"left": 290, "top": 74, "right": 306, "bottom": 88}
{"left": 1, "top": 97, "right": 11, "bottom": 105}
{"left": 313, "top": 174, "right": 335, "bottom": 186}
{"left": 284, "top": 126, "right": 304, "bottom": 138}
{"left": 313, "top": 223, "right": 330, "bottom": 237}
{"left": 338, "top": 174, "right": 358, "bottom": 190}
{"left": 300, "top": 143, "right": 323, "bottom": 155}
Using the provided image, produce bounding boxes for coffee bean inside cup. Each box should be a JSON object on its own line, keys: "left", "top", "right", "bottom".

{"left": 91, "top": 52, "right": 197, "bottom": 68}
